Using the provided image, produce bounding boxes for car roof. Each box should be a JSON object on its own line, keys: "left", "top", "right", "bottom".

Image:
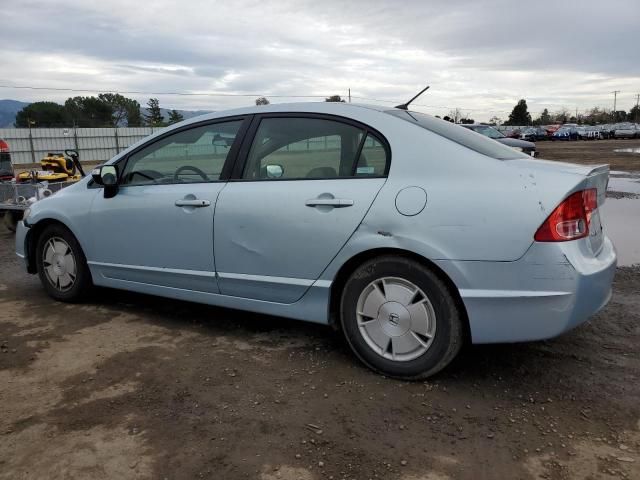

{"left": 180, "top": 102, "right": 392, "bottom": 126}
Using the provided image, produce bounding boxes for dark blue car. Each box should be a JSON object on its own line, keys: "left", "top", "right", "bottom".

{"left": 552, "top": 126, "right": 579, "bottom": 141}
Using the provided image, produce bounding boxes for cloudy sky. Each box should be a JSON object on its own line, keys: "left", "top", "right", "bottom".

{"left": 1, "top": 0, "right": 639, "bottom": 121}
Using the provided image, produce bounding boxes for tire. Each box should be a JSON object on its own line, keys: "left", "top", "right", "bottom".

{"left": 35, "top": 223, "right": 92, "bottom": 302}
{"left": 340, "top": 256, "right": 463, "bottom": 380}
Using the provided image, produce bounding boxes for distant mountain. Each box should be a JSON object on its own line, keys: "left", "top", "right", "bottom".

{"left": 0, "top": 100, "right": 30, "bottom": 127}
{"left": 0, "top": 99, "right": 213, "bottom": 128}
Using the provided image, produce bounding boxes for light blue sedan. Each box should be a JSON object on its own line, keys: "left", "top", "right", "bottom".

{"left": 15, "top": 103, "right": 616, "bottom": 379}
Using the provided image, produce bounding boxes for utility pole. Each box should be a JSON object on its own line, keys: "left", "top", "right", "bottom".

{"left": 635, "top": 93, "right": 639, "bottom": 123}
{"left": 611, "top": 90, "right": 621, "bottom": 120}
{"left": 348, "top": 88, "right": 351, "bottom": 103}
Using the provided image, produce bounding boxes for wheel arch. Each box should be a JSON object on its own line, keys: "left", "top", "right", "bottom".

{"left": 25, "top": 218, "right": 77, "bottom": 274}
{"left": 328, "top": 247, "right": 471, "bottom": 342}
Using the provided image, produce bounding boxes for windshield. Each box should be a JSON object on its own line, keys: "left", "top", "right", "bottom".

{"left": 386, "top": 110, "right": 527, "bottom": 160}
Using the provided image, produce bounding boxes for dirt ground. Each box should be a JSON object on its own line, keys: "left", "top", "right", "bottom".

{"left": 1, "top": 235, "right": 639, "bottom": 478}
{"left": 536, "top": 139, "right": 640, "bottom": 172}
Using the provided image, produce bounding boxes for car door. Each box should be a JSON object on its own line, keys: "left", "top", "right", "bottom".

{"left": 88, "top": 117, "right": 248, "bottom": 293}
{"left": 214, "top": 114, "right": 390, "bottom": 303}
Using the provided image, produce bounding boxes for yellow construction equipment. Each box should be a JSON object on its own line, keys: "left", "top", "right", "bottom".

{"left": 17, "top": 150, "right": 85, "bottom": 183}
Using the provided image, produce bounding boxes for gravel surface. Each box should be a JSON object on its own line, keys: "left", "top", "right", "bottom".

{"left": 0, "top": 229, "right": 639, "bottom": 480}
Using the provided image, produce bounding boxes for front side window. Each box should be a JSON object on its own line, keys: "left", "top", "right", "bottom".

{"left": 242, "top": 117, "right": 387, "bottom": 180}
{"left": 121, "top": 120, "right": 243, "bottom": 185}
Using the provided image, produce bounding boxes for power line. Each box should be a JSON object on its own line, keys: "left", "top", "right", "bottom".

{"left": 0, "top": 82, "right": 635, "bottom": 118}
{"left": 0, "top": 83, "right": 329, "bottom": 99}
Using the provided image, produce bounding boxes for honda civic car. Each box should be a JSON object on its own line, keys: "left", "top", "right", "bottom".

{"left": 15, "top": 103, "right": 616, "bottom": 379}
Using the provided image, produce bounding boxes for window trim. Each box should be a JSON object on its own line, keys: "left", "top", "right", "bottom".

{"left": 228, "top": 112, "right": 391, "bottom": 182}
{"left": 93, "top": 115, "right": 253, "bottom": 189}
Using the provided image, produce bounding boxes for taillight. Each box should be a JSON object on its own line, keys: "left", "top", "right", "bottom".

{"left": 534, "top": 189, "right": 597, "bottom": 242}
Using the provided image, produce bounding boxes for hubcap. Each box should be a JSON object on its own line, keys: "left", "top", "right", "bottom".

{"left": 42, "top": 237, "right": 76, "bottom": 292}
{"left": 356, "top": 277, "right": 436, "bottom": 362}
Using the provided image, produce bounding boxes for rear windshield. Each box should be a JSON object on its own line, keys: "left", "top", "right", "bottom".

{"left": 386, "top": 110, "right": 528, "bottom": 160}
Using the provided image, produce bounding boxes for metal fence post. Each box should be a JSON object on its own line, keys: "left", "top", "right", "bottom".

{"left": 114, "top": 128, "right": 120, "bottom": 154}
{"left": 73, "top": 126, "right": 79, "bottom": 152}
{"left": 28, "top": 126, "right": 36, "bottom": 164}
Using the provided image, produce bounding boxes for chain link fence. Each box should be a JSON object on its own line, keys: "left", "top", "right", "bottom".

{"left": 0, "top": 127, "right": 165, "bottom": 165}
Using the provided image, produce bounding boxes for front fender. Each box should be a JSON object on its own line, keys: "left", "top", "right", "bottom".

{"left": 23, "top": 183, "right": 100, "bottom": 263}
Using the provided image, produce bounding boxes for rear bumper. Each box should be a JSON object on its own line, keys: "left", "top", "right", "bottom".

{"left": 435, "top": 236, "right": 617, "bottom": 343}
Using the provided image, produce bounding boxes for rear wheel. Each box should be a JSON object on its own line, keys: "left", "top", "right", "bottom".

{"left": 340, "top": 256, "right": 463, "bottom": 379}
{"left": 35, "top": 224, "right": 92, "bottom": 302}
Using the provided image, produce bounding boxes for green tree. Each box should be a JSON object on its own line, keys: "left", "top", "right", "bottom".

{"left": 168, "top": 109, "right": 184, "bottom": 125}
{"left": 629, "top": 104, "right": 640, "bottom": 123}
{"left": 459, "top": 117, "right": 475, "bottom": 124}
{"left": 552, "top": 109, "right": 570, "bottom": 124}
{"left": 612, "top": 110, "right": 627, "bottom": 122}
{"left": 325, "top": 95, "right": 345, "bottom": 102}
{"left": 64, "top": 96, "right": 113, "bottom": 127}
{"left": 534, "top": 108, "right": 551, "bottom": 125}
{"left": 15, "top": 102, "right": 69, "bottom": 127}
{"left": 255, "top": 97, "right": 270, "bottom": 106}
{"left": 144, "top": 98, "right": 165, "bottom": 126}
{"left": 506, "top": 99, "right": 532, "bottom": 126}
{"left": 125, "top": 101, "right": 143, "bottom": 127}
{"left": 98, "top": 93, "right": 142, "bottom": 127}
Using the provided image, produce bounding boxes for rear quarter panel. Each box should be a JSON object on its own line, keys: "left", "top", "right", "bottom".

{"left": 338, "top": 117, "right": 549, "bottom": 263}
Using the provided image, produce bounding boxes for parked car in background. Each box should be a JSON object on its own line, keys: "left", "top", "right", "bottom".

{"left": 597, "top": 125, "right": 611, "bottom": 139}
{"left": 0, "top": 139, "right": 14, "bottom": 182}
{"left": 577, "top": 126, "right": 601, "bottom": 140}
{"left": 505, "top": 128, "right": 522, "bottom": 139}
{"left": 15, "top": 102, "right": 615, "bottom": 379}
{"left": 462, "top": 124, "right": 537, "bottom": 156}
{"left": 521, "top": 127, "right": 548, "bottom": 142}
{"left": 552, "top": 126, "right": 579, "bottom": 141}
{"left": 614, "top": 123, "right": 639, "bottom": 139}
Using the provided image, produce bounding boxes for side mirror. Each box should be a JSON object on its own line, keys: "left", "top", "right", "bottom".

{"left": 91, "top": 165, "right": 119, "bottom": 198}
{"left": 265, "top": 164, "right": 284, "bottom": 179}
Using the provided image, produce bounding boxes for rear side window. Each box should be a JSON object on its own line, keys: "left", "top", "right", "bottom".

{"left": 356, "top": 133, "right": 387, "bottom": 176}
{"left": 242, "top": 117, "right": 389, "bottom": 180}
{"left": 386, "top": 110, "right": 528, "bottom": 160}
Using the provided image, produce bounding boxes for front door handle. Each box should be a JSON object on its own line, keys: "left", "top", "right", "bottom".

{"left": 175, "top": 199, "right": 211, "bottom": 207}
{"left": 305, "top": 198, "right": 354, "bottom": 208}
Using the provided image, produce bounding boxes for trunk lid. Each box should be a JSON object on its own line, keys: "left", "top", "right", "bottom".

{"left": 506, "top": 158, "right": 609, "bottom": 254}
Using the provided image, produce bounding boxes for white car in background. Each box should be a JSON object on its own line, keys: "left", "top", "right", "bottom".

{"left": 613, "top": 124, "right": 639, "bottom": 139}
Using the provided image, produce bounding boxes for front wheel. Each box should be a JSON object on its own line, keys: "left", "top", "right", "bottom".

{"left": 35, "top": 224, "right": 92, "bottom": 302}
{"left": 340, "top": 256, "right": 464, "bottom": 380}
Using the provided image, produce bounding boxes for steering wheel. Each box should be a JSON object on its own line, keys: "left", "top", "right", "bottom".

{"left": 128, "top": 169, "right": 164, "bottom": 184}
{"left": 174, "top": 165, "right": 209, "bottom": 181}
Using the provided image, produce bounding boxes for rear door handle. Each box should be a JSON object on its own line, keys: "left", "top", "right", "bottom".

{"left": 305, "top": 198, "right": 354, "bottom": 208}
{"left": 175, "top": 199, "right": 211, "bottom": 207}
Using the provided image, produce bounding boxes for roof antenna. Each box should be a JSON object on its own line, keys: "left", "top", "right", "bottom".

{"left": 395, "top": 85, "right": 430, "bottom": 110}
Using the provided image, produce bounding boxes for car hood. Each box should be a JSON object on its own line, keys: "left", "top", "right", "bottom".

{"left": 496, "top": 137, "right": 535, "bottom": 148}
